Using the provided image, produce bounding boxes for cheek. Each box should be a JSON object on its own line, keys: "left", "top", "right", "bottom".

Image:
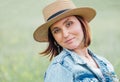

{"left": 53, "top": 34, "right": 62, "bottom": 43}
{"left": 71, "top": 25, "right": 83, "bottom": 36}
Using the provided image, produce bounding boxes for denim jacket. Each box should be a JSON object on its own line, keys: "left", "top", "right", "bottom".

{"left": 44, "top": 48, "right": 119, "bottom": 82}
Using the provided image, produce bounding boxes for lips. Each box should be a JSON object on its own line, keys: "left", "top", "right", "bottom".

{"left": 64, "top": 37, "right": 75, "bottom": 44}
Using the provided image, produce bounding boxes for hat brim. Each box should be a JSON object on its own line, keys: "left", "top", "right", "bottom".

{"left": 33, "top": 7, "right": 96, "bottom": 42}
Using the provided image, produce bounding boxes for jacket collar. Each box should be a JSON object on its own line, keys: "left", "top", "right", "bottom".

{"left": 63, "top": 48, "right": 86, "bottom": 65}
{"left": 54, "top": 48, "right": 98, "bottom": 65}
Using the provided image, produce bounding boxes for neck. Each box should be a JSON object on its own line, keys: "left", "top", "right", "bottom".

{"left": 72, "top": 47, "right": 99, "bottom": 68}
{"left": 73, "top": 47, "right": 90, "bottom": 58}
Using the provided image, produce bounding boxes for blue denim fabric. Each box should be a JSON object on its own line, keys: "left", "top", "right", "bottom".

{"left": 44, "top": 48, "right": 118, "bottom": 82}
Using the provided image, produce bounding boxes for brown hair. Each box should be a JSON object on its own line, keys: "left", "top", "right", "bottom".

{"left": 40, "top": 15, "right": 91, "bottom": 61}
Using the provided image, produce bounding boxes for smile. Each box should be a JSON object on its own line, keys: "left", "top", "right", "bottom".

{"left": 64, "top": 37, "right": 75, "bottom": 44}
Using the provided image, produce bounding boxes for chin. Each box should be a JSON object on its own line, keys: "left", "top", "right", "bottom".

{"left": 66, "top": 45, "right": 79, "bottom": 50}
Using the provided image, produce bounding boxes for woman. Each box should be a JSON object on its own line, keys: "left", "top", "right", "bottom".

{"left": 33, "top": 0, "right": 118, "bottom": 82}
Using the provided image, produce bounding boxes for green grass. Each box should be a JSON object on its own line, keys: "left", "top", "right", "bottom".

{"left": 0, "top": 0, "right": 120, "bottom": 82}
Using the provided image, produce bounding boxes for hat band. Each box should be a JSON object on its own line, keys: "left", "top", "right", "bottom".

{"left": 47, "top": 9, "right": 69, "bottom": 21}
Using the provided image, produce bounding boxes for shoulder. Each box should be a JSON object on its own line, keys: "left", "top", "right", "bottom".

{"left": 44, "top": 50, "right": 73, "bottom": 82}
{"left": 46, "top": 49, "right": 73, "bottom": 72}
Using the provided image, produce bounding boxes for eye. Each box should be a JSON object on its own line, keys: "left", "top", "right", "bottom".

{"left": 66, "top": 21, "right": 73, "bottom": 27}
{"left": 52, "top": 28, "right": 61, "bottom": 34}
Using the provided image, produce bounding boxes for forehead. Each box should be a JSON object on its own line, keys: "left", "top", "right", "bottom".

{"left": 51, "top": 15, "right": 76, "bottom": 28}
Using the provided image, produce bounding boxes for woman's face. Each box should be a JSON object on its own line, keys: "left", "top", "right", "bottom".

{"left": 50, "top": 16, "right": 84, "bottom": 50}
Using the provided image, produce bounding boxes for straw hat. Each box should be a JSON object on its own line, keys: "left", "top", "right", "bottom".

{"left": 33, "top": 0, "right": 96, "bottom": 42}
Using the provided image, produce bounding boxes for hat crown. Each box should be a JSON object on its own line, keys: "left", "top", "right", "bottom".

{"left": 43, "top": 0, "right": 76, "bottom": 22}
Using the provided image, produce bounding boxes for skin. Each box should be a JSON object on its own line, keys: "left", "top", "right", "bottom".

{"left": 50, "top": 16, "right": 98, "bottom": 68}
{"left": 51, "top": 16, "right": 84, "bottom": 50}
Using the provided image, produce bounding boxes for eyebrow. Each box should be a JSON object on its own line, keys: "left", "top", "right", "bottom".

{"left": 63, "top": 18, "right": 69, "bottom": 25}
{"left": 51, "top": 27, "right": 58, "bottom": 32}
{"left": 51, "top": 18, "right": 70, "bottom": 32}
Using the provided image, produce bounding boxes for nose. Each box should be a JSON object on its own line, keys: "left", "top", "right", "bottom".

{"left": 62, "top": 28, "right": 69, "bottom": 38}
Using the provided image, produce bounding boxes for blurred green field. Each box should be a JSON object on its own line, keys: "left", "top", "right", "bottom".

{"left": 0, "top": 0, "right": 120, "bottom": 82}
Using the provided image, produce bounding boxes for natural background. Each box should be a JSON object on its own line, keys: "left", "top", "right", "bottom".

{"left": 0, "top": 0, "right": 120, "bottom": 82}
